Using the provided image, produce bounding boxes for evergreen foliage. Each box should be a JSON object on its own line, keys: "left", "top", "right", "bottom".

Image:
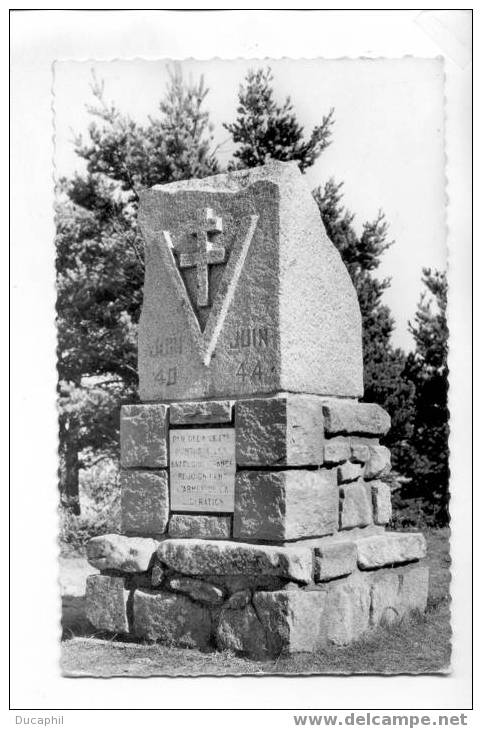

{"left": 224, "top": 67, "right": 334, "bottom": 171}
{"left": 225, "top": 67, "right": 417, "bottom": 470}
{"left": 56, "top": 64, "right": 450, "bottom": 527}
{"left": 402, "top": 269, "right": 450, "bottom": 524}
{"left": 56, "top": 67, "right": 218, "bottom": 512}
{"left": 312, "top": 181, "right": 417, "bottom": 463}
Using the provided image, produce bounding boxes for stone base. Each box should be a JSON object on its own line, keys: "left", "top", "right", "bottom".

{"left": 85, "top": 533, "right": 429, "bottom": 658}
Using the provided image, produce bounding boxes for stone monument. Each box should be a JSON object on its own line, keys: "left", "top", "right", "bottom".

{"left": 85, "top": 161, "right": 428, "bottom": 657}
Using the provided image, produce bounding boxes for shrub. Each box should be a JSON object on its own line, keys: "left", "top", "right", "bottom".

{"left": 59, "top": 458, "right": 121, "bottom": 555}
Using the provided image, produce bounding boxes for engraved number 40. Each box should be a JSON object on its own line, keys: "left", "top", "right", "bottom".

{"left": 236, "top": 360, "right": 262, "bottom": 382}
{"left": 154, "top": 366, "right": 177, "bottom": 386}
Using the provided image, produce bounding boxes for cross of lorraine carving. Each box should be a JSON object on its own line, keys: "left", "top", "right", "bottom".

{"left": 176, "top": 208, "right": 226, "bottom": 308}
{"left": 160, "top": 208, "right": 259, "bottom": 366}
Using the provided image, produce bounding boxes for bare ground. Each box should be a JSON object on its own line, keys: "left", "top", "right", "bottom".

{"left": 60, "top": 528, "right": 451, "bottom": 677}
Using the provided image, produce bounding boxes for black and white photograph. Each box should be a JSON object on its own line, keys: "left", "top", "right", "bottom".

{"left": 10, "top": 7, "right": 473, "bottom": 719}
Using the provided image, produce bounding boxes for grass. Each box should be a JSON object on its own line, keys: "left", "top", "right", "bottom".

{"left": 60, "top": 528, "right": 451, "bottom": 677}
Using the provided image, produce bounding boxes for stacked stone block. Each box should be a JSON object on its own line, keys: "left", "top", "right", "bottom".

{"left": 85, "top": 395, "right": 428, "bottom": 657}
{"left": 117, "top": 396, "right": 393, "bottom": 543}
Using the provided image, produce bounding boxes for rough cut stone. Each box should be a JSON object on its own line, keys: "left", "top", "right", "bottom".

{"left": 350, "top": 437, "right": 379, "bottom": 463}
{"left": 235, "top": 395, "right": 324, "bottom": 467}
{"left": 318, "top": 572, "right": 371, "bottom": 645}
{"left": 339, "top": 481, "right": 373, "bottom": 529}
{"left": 167, "top": 576, "right": 224, "bottom": 605}
{"left": 337, "top": 461, "right": 363, "bottom": 483}
{"left": 225, "top": 589, "right": 251, "bottom": 609}
{"left": 151, "top": 561, "right": 166, "bottom": 588}
{"left": 120, "top": 404, "right": 168, "bottom": 468}
{"left": 133, "top": 590, "right": 212, "bottom": 648}
{"left": 253, "top": 590, "right": 327, "bottom": 655}
{"left": 369, "top": 563, "right": 429, "bottom": 625}
{"left": 356, "top": 532, "right": 427, "bottom": 569}
{"left": 170, "top": 399, "right": 233, "bottom": 425}
{"left": 168, "top": 514, "right": 232, "bottom": 540}
{"left": 204, "top": 574, "right": 288, "bottom": 595}
{"left": 211, "top": 565, "right": 428, "bottom": 656}
{"left": 121, "top": 469, "right": 169, "bottom": 537}
{"left": 234, "top": 469, "right": 338, "bottom": 541}
{"left": 85, "top": 574, "right": 130, "bottom": 634}
{"left": 156, "top": 539, "right": 313, "bottom": 584}
{"left": 397, "top": 562, "right": 429, "bottom": 612}
{"left": 371, "top": 481, "right": 392, "bottom": 524}
{"left": 322, "top": 401, "right": 391, "bottom": 436}
{"left": 215, "top": 605, "right": 268, "bottom": 656}
{"left": 314, "top": 541, "right": 357, "bottom": 582}
{"left": 369, "top": 570, "right": 400, "bottom": 626}
{"left": 86, "top": 534, "right": 158, "bottom": 573}
{"left": 364, "top": 445, "right": 391, "bottom": 479}
{"left": 138, "top": 161, "right": 363, "bottom": 402}
{"left": 323, "top": 437, "right": 351, "bottom": 464}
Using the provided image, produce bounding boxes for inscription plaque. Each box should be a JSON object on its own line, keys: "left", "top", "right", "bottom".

{"left": 169, "top": 428, "right": 236, "bottom": 512}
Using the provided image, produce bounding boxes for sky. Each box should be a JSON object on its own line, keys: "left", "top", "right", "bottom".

{"left": 53, "top": 58, "right": 447, "bottom": 352}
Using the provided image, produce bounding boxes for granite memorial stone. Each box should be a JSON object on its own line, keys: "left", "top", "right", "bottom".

{"left": 85, "top": 161, "right": 429, "bottom": 659}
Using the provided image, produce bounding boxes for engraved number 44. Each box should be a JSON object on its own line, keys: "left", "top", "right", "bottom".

{"left": 236, "top": 361, "right": 262, "bottom": 381}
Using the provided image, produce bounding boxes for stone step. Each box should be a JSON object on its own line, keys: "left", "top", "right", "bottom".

{"left": 156, "top": 538, "right": 314, "bottom": 584}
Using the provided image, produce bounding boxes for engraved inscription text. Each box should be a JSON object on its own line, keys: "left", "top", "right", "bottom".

{"left": 169, "top": 428, "right": 235, "bottom": 512}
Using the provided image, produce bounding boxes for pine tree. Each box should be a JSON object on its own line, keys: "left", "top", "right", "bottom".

{"left": 224, "top": 67, "right": 334, "bottom": 171}
{"left": 56, "top": 66, "right": 218, "bottom": 513}
{"left": 224, "top": 67, "right": 416, "bottom": 467}
{"left": 313, "top": 180, "right": 416, "bottom": 461}
{"left": 402, "top": 269, "right": 450, "bottom": 524}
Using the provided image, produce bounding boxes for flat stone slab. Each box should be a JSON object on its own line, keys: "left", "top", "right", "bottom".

{"left": 279, "top": 524, "right": 384, "bottom": 550}
{"left": 314, "top": 541, "right": 357, "bottom": 582}
{"left": 168, "top": 514, "right": 232, "bottom": 540}
{"left": 86, "top": 534, "right": 158, "bottom": 572}
{"left": 85, "top": 574, "right": 129, "bottom": 634}
{"left": 121, "top": 469, "right": 169, "bottom": 537}
{"left": 170, "top": 400, "right": 233, "bottom": 425}
{"left": 235, "top": 395, "right": 325, "bottom": 467}
{"left": 156, "top": 539, "right": 313, "bottom": 584}
{"left": 133, "top": 590, "right": 212, "bottom": 648}
{"left": 138, "top": 161, "right": 363, "bottom": 401}
{"left": 233, "top": 469, "right": 338, "bottom": 541}
{"left": 356, "top": 532, "right": 426, "bottom": 569}
{"left": 120, "top": 404, "right": 168, "bottom": 468}
{"left": 169, "top": 428, "right": 235, "bottom": 512}
{"left": 322, "top": 401, "right": 391, "bottom": 436}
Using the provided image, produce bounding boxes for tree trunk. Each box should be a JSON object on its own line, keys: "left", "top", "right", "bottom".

{"left": 60, "top": 439, "right": 81, "bottom": 516}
